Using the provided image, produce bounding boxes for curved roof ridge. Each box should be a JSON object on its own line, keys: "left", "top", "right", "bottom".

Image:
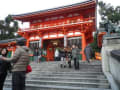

{"left": 12, "top": 0, "right": 94, "bottom": 17}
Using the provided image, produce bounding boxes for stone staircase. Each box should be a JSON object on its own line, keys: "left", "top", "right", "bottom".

{"left": 4, "top": 60, "right": 112, "bottom": 90}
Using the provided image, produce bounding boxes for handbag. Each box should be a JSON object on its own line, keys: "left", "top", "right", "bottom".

{"left": 26, "top": 65, "right": 32, "bottom": 73}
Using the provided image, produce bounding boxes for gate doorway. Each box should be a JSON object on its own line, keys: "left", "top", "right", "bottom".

{"left": 44, "top": 38, "right": 64, "bottom": 61}
{"left": 68, "top": 37, "right": 82, "bottom": 60}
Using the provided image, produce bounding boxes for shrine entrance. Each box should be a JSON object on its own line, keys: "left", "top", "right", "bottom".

{"left": 46, "top": 44, "right": 54, "bottom": 61}
{"left": 12, "top": 0, "right": 96, "bottom": 61}
{"left": 68, "top": 37, "right": 82, "bottom": 60}
{"left": 43, "top": 38, "right": 64, "bottom": 61}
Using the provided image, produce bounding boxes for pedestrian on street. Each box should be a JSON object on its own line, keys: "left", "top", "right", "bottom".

{"left": 84, "top": 44, "right": 93, "bottom": 63}
{"left": 1, "top": 40, "right": 30, "bottom": 90}
{"left": 72, "top": 45, "right": 80, "bottom": 70}
{"left": 0, "top": 48, "right": 12, "bottom": 90}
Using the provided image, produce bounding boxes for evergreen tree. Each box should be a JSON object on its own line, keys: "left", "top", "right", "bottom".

{"left": 0, "top": 15, "right": 19, "bottom": 40}
{"left": 90, "top": 32, "right": 101, "bottom": 54}
{"left": 98, "top": 1, "right": 120, "bottom": 29}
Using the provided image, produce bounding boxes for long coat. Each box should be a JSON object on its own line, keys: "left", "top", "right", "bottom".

{"left": 5, "top": 46, "right": 30, "bottom": 72}
{"left": 0, "top": 60, "right": 11, "bottom": 73}
{"left": 84, "top": 45, "right": 93, "bottom": 61}
{"left": 0, "top": 55, "right": 12, "bottom": 90}
{"left": 72, "top": 48, "right": 80, "bottom": 60}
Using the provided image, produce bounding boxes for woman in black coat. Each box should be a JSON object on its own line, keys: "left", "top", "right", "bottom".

{"left": 0, "top": 48, "right": 11, "bottom": 90}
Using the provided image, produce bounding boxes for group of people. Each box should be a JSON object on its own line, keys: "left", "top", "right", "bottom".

{"left": 33, "top": 48, "right": 42, "bottom": 63}
{"left": 55, "top": 44, "right": 93, "bottom": 70}
{"left": 54, "top": 45, "right": 80, "bottom": 70}
{"left": 0, "top": 40, "right": 30, "bottom": 90}
{"left": 0, "top": 40, "right": 93, "bottom": 90}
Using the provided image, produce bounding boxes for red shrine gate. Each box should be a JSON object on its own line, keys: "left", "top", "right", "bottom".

{"left": 12, "top": 0, "right": 96, "bottom": 61}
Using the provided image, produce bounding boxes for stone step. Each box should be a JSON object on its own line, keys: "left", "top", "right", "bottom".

{"left": 32, "top": 69, "right": 103, "bottom": 72}
{"left": 31, "top": 60, "right": 101, "bottom": 63}
{"left": 6, "top": 77, "right": 108, "bottom": 83}
{"left": 32, "top": 67, "right": 102, "bottom": 71}
{"left": 30, "top": 69, "right": 103, "bottom": 72}
{"left": 30, "top": 71, "right": 103, "bottom": 74}
{"left": 33, "top": 63, "right": 102, "bottom": 65}
{"left": 7, "top": 76, "right": 106, "bottom": 82}
{"left": 31, "top": 70, "right": 103, "bottom": 72}
{"left": 30, "top": 62, "right": 102, "bottom": 67}
{"left": 5, "top": 61, "right": 111, "bottom": 90}
{"left": 28, "top": 75, "right": 105, "bottom": 79}
{"left": 31, "top": 64, "right": 102, "bottom": 67}
{"left": 5, "top": 79, "right": 110, "bottom": 88}
{"left": 6, "top": 72, "right": 104, "bottom": 78}
{"left": 27, "top": 77, "right": 108, "bottom": 83}
{"left": 3, "top": 87, "right": 112, "bottom": 90}
{"left": 4, "top": 82, "right": 111, "bottom": 90}
{"left": 31, "top": 67, "right": 102, "bottom": 70}
{"left": 31, "top": 64, "right": 102, "bottom": 66}
{"left": 27, "top": 73, "right": 106, "bottom": 78}
{"left": 29, "top": 71, "right": 104, "bottom": 75}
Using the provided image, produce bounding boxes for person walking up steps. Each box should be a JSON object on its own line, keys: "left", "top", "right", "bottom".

{"left": 84, "top": 44, "right": 93, "bottom": 63}
{"left": 60, "top": 48, "right": 67, "bottom": 68}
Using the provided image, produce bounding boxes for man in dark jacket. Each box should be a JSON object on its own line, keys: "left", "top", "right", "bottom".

{"left": 84, "top": 44, "right": 93, "bottom": 63}
{"left": 1, "top": 40, "right": 30, "bottom": 90}
{"left": 72, "top": 45, "right": 80, "bottom": 70}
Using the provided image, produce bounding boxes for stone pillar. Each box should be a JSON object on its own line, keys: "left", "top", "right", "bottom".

{"left": 64, "top": 35, "right": 67, "bottom": 47}
{"left": 39, "top": 37, "right": 42, "bottom": 48}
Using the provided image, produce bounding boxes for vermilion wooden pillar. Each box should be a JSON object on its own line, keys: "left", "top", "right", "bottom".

{"left": 82, "top": 33, "right": 86, "bottom": 61}
{"left": 26, "top": 39, "right": 30, "bottom": 47}
{"left": 12, "top": 46, "right": 16, "bottom": 56}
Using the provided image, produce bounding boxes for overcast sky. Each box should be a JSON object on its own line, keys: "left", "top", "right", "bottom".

{"left": 0, "top": 0, "right": 120, "bottom": 28}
